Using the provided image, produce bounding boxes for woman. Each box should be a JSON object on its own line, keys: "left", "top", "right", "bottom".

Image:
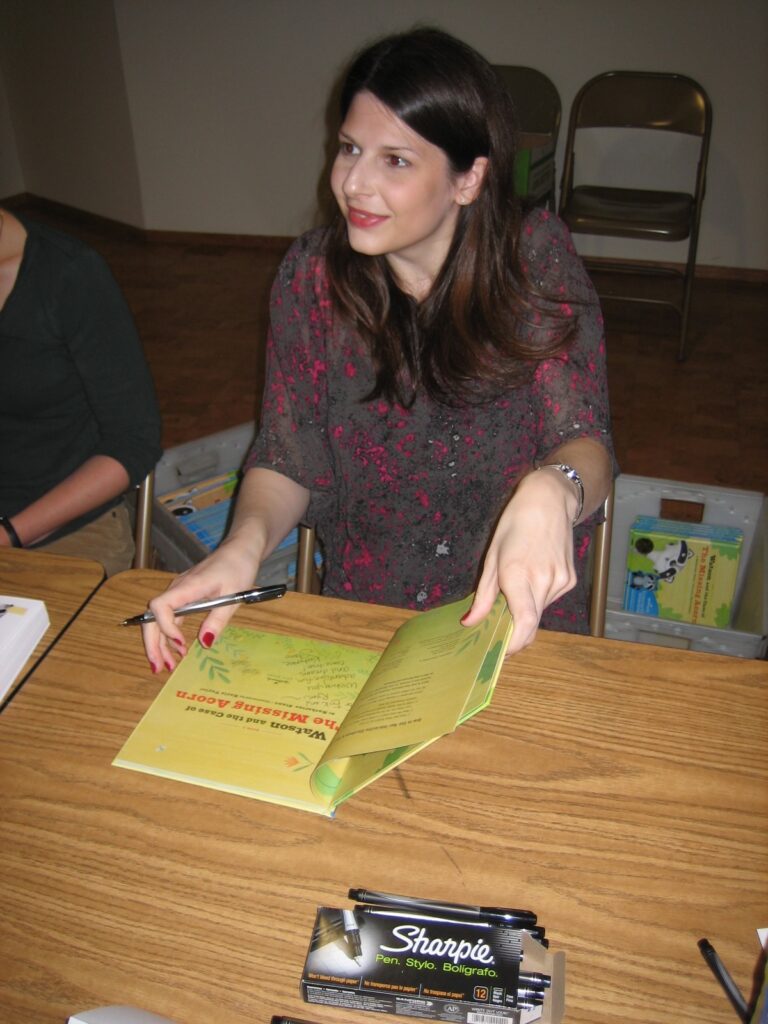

{"left": 143, "top": 27, "right": 614, "bottom": 672}
{"left": 0, "top": 206, "right": 162, "bottom": 575}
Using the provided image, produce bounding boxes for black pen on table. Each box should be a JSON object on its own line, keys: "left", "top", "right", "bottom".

{"left": 348, "top": 887, "right": 538, "bottom": 929}
{"left": 271, "top": 1018, "right": 322, "bottom": 1024}
{"left": 120, "top": 584, "right": 287, "bottom": 626}
{"left": 698, "top": 938, "right": 749, "bottom": 1022}
{"left": 271, "top": 1017, "right": 322, "bottom": 1024}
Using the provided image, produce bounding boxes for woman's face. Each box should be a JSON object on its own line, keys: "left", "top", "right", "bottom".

{"left": 331, "top": 91, "right": 484, "bottom": 297}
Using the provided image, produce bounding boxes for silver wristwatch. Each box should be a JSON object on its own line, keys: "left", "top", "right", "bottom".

{"left": 536, "top": 463, "right": 584, "bottom": 525}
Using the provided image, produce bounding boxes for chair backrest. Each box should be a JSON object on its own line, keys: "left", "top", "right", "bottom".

{"left": 560, "top": 70, "right": 712, "bottom": 214}
{"left": 570, "top": 71, "right": 710, "bottom": 137}
{"left": 493, "top": 65, "right": 561, "bottom": 142}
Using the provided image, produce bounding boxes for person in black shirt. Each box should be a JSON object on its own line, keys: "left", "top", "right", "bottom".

{"left": 0, "top": 207, "right": 162, "bottom": 574}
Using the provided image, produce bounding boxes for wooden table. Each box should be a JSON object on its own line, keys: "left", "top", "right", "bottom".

{"left": 1, "top": 570, "right": 766, "bottom": 1024}
{"left": 0, "top": 548, "right": 104, "bottom": 706}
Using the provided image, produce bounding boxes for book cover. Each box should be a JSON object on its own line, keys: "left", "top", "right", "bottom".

{"left": 113, "top": 593, "right": 512, "bottom": 816}
{"left": 623, "top": 516, "right": 743, "bottom": 627}
{"left": 0, "top": 595, "right": 50, "bottom": 702}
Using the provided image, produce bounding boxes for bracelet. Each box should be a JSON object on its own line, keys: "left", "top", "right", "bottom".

{"left": 0, "top": 514, "right": 23, "bottom": 548}
{"left": 536, "top": 464, "right": 584, "bottom": 526}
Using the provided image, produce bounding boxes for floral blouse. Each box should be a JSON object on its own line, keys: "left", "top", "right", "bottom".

{"left": 246, "top": 209, "right": 614, "bottom": 634}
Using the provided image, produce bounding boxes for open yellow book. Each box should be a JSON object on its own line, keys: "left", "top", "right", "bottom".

{"left": 114, "top": 593, "right": 512, "bottom": 816}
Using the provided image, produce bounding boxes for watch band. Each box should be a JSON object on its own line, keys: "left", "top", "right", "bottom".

{"left": 536, "top": 463, "right": 584, "bottom": 525}
{"left": 0, "top": 514, "right": 23, "bottom": 548}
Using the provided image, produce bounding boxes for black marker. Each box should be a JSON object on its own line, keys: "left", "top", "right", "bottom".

{"left": 698, "top": 938, "right": 749, "bottom": 1022}
{"left": 349, "top": 887, "right": 537, "bottom": 928}
{"left": 120, "top": 583, "right": 286, "bottom": 626}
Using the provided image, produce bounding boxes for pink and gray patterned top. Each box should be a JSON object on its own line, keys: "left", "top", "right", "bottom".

{"left": 246, "top": 209, "right": 614, "bottom": 633}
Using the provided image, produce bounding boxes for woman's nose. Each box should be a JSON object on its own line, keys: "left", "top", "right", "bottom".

{"left": 344, "top": 157, "right": 373, "bottom": 197}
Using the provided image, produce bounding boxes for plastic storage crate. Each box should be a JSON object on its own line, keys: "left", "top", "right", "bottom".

{"left": 151, "top": 422, "right": 316, "bottom": 588}
{"left": 605, "top": 474, "right": 767, "bottom": 658}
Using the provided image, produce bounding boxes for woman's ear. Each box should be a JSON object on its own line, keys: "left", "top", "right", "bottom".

{"left": 455, "top": 156, "right": 489, "bottom": 206}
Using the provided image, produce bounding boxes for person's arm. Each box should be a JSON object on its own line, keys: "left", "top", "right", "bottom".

{"left": 461, "top": 437, "right": 612, "bottom": 654}
{"left": 2, "top": 222, "right": 160, "bottom": 549}
{"left": 141, "top": 233, "right": 334, "bottom": 673}
{"left": 461, "top": 211, "right": 616, "bottom": 653}
{"left": 0, "top": 455, "right": 130, "bottom": 548}
{"left": 141, "top": 468, "right": 309, "bottom": 673}
{"left": 56, "top": 246, "right": 162, "bottom": 488}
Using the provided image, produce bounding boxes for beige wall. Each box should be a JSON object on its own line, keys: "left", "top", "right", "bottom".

{"left": 0, "top": 0, "right": 143, "bottom": 225}
{"left": 1, "top": 0, "right": 766, "bottom": 270}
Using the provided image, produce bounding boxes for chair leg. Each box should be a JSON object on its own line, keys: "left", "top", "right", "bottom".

{"left": 677, "top": 274, "right": 695, "bottom": 362}
{"left": 589, "top": 487, "right": 614, "bottom": 638}
{"left": 133, "top": 472, "right": 155, "bottom": 570}
{"left": 677, "top": 225, "right": 701, "bottom": 362}
{"left": 296, "top": 524, "right": 318, "bottom": 594}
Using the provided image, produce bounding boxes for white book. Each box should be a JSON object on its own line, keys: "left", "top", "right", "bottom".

{"left": 0, "top": 595, "right": 50, "bottom": 701}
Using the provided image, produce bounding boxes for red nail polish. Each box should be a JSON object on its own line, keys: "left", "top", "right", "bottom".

{"left": 202, "top": 631, "right": 215, "bottom": 648}
{"left": 150, "top": 661, "right": 159, "bottom": 674}
{"left": 165, "top": 660, "right": 174, "bottom": 672}
{"left": 171, "top": 636, "right": 185, "bottom": 647}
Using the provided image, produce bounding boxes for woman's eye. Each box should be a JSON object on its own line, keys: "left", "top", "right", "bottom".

{"left": 339, "top": 141, "right": 359, "bottom": 156}
{"left": 386, "top": 154, "right": 409, "bottom": 168}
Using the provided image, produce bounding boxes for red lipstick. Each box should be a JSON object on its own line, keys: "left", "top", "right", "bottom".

{"left": 347, "top": 207, "right": 388, "bottom": 228}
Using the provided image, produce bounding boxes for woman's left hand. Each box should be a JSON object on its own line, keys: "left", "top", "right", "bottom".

{"left": 460, "top": 467, "right": 579, "bottom": 655}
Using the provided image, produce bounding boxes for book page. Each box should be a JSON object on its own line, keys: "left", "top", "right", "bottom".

{"left": 113, "top": 625, "right": 380, "bottom": 813}
{"left": 326, "top": 594, "right": 512, "bottom": 759}
{"left": 456, "top": 598, "right": 515, "bottom": 723}
{"left": 312, "top": 740, "right": 428, "bottom": 809}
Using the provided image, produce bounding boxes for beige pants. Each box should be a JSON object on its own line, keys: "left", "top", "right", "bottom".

{"left": 36, "top": 503, "right": 135, "bottom": 577}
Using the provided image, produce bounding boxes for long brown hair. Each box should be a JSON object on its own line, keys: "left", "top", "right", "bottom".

{"left": 325, "top": 27, "right": 573, "bottom": 406}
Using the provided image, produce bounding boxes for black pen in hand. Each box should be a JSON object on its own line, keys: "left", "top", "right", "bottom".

{"left": 120, "top": 584, "right": 287, "bottom": 626}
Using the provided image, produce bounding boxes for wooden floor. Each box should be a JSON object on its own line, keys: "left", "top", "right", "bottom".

{"left": 13, "top": 200, "right": 768, "bottom": 495}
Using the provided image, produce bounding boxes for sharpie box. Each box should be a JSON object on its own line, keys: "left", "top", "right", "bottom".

{"left": 300, "top": 907, "right": 564, "bottom": 1023}
{"left": 623, "top": 515, "right": 743, "bottom": 627}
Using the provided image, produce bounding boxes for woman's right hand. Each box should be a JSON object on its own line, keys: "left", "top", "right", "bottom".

{"left": 141, "top": 466, "right": 311, "bottom": 674}
{"left": 141, "top": 536, "right": 261, "bottom": 674}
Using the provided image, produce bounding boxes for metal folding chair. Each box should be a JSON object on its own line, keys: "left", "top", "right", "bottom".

{"left": 559, "top": 71, "right": 712, "bottom": 361}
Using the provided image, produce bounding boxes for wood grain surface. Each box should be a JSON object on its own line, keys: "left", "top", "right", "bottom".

{"left": 0, "top": 570, "right": 765, "bottom": 1024}
{"left": 0, "top": 549, "right": 105, "bottom": 705}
